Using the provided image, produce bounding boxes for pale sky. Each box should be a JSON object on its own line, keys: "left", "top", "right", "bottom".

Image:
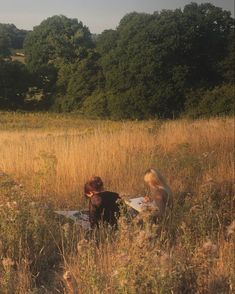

{"left": 0, "top": 0, "right": 234, "bottom": 33}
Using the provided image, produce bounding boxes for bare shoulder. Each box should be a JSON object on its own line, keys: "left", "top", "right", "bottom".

{"left": 151, "top": 187, "right": 169, "bottom": 203}
{"left": 151, "top": 186, "right": 166, "bottom": 195}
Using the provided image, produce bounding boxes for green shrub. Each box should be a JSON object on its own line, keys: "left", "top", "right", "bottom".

{"left": 82, "top": 91, "right": 109, "bottom": 118}
{"left": 185, "top": 84, "right": 234, "bottom": 118}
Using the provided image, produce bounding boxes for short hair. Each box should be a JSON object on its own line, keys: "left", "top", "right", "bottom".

{"left": 84, "top": 176, "right": 104, "bottom": 196}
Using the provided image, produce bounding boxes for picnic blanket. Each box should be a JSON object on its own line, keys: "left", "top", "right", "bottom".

{"left": 55, "top": 197, "right": 155, "bottom": 229}
{"left": 55, "top": 210, "right": 91, "bottom": 230}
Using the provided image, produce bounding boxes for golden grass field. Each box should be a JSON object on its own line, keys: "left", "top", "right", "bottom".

{"left": 0, "top": 112, "right": 234, "bottom": 293}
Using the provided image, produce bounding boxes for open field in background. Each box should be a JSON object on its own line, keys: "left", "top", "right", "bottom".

{"left": 0, "top": 112, "right": 234, "bottom": 293}
{"left": 10, "top": 55, "right": 26, "bottom": 63}
{"left": 0, "top": 112, "right": 233, "bottom": 207}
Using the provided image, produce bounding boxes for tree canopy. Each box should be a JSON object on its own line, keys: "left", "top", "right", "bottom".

{"left": 0, "top": 23, "right": 28, "bottom": 53}
{"left": 0, "top": 4, "right": 234, "bottom": 117}
{"left": 24, "top": 15, "right": 93, "bottom": 71}
{"left": 0, "top": 60, "right": 31, "bottom": 109}
{"left": 95, "top": 3, "right": 233, "bottom": 118}
{"left": 23, "top": 15, "right": 97, "bottom": 110}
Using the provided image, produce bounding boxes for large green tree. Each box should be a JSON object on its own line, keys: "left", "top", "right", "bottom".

{"left": 54, "top": 49, "right": 101, "bottom": 111}
{"left": 221, "top": 31, "right": 235, "bottom": 84}
{"left": 93, "top": 3, "right": 233, "bottom": 119}
{"left": 24, "top": 15, "right": 93, "bottom": 71}
{"left": 0, "top": 4, "right": 232, "bottom": 117}
{"left": 0, "top": 60, "right": 31, "bottom": 109}
{"left": 24, "top": 15, "right": 98, "bottom": 110}
{"left": 0, "top": 23, "right": 28, "bottom": 53}
{"left": 0, "top": 24, "right": 31, "bottom": 109}
{"left": 0, "top": 34, "right": 11, "bottom": 57}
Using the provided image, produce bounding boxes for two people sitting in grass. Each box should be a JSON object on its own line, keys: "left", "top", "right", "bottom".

{"left": 84, "top": 169, "right": 172, "bottom": 229}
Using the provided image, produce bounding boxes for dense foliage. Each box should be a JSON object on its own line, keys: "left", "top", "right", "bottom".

{"left": 0, "top": 3, "right": 234, "bottom": 118}
{"left": 0, "top": 60, "right": 31, "bottom": 109}
{"left": 0, "top": 23, "right": 28, "bottom": 57}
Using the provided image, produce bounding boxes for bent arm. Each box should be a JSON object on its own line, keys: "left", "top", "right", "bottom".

{"left": 89, "top": 195, "right": 102, "bottom": 228}
{"left": 152, "top": 190, "right": 168, "bottom": 218}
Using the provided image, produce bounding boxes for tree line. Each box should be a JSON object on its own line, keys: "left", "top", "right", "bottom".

{"left": 0, "top": 2, "right": 234, "bottom": 119}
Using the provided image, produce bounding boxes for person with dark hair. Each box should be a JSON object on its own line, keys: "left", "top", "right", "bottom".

{"left": 84, "top": 176, "right": 120, "bottom": 229}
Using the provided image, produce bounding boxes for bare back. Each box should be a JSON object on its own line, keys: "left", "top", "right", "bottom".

{"left": 149, "top": 186, "right": 171, "bottom": 218}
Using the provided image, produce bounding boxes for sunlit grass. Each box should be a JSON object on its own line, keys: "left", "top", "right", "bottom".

{"left": 0, "top": 112, "right": 234, "bottom": 293}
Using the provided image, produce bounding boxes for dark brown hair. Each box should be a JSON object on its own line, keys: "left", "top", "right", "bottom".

{"left": 84, "top": 176, "right": 104, "bottom": 196}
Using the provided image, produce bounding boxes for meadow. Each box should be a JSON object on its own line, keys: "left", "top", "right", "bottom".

{"left": 0, "top": 112, "right": 234, "bottom": 293}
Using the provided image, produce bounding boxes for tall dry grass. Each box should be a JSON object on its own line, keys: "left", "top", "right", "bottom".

{"left": 0, "top": 115, "right": 233, "bottom": 206}
{"left": 0, "top": 112, "right": 234, "bottom": 293}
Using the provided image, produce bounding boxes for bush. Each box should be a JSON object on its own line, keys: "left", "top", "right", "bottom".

{"left": 0, "top": 60, "right": 31, "bottom": 110}
{"left": 82, "top": 91, "right": 109, "bottom": 118}
{"left": 185, "top": 84, "right": 234, "bottom": 118}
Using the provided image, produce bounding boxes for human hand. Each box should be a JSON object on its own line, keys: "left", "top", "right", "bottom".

{"left": 144, "top": 196, "right": 150, "bottom": 203}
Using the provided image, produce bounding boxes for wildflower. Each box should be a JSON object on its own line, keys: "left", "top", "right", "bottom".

{"left": 63, "top": 270, "right": 72, "bottom": 281}
{"left": 202, "top": 152, "right": 209, "bottom": 158}
{"left": 62, "top": 223, "right": 71, "bottom": 240}
{"left": 120, "top": 278, "right": 128, "bottom": 288}
{"left": 112, "top": 270, "right": 119, "bottom": 277}
{"left": 180, "top": 221, "right": 187, "bottom": 234}
{"left": 189, "top": 205, "right": 201, "bottom": 213}
{"left": 63, "top": 270, "right": 78, "bottom": 293}
{"left": 6, "top": 201, "right": 18, "bottom": 210}
{"left": 2, "top": 257, "right": 14, "bottom": 271}
{"left": 227, "top": 220, "right": 235, "bottom": 237}
{"left": 117, "top": 253, "right": 131, "bottom": 266}
{"left": 159, "top": 252, "right": 171, "bottom": 267}
{"left": 136, "top": 230, "right": 154, "bottom": 247}
{"left": 29, "top": 201, "right": 37, "bottom": 208}
{"left": 77, "top": 239, "right": 88, "bottom": 253}
{"left": 202, "top": 240, "right": 217, "bottom": 255}
{"left": 159, "top": 252, "right": 172, "bottom": 275}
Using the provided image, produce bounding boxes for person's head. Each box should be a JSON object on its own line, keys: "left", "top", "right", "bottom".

{"left": 144, "top": 168, "right": 171, "bottom": 195}
{"left": 84, "top": 176, "right": 104, "bottom": 198}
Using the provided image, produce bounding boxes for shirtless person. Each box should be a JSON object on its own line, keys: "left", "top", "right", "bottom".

{"left": 143, "top": 168, "right": 172, "bottom": 221}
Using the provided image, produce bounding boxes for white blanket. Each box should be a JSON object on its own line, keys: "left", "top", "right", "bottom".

{"left": 55, "top": 210, "right": 91, "bottom": 230}
{"left": 55, "top": 197, "right": 155, "bottom": 230}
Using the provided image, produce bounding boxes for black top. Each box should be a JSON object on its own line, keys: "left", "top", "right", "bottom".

{"left": 89, "top": 191, "right": 120, "bottom": 228}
